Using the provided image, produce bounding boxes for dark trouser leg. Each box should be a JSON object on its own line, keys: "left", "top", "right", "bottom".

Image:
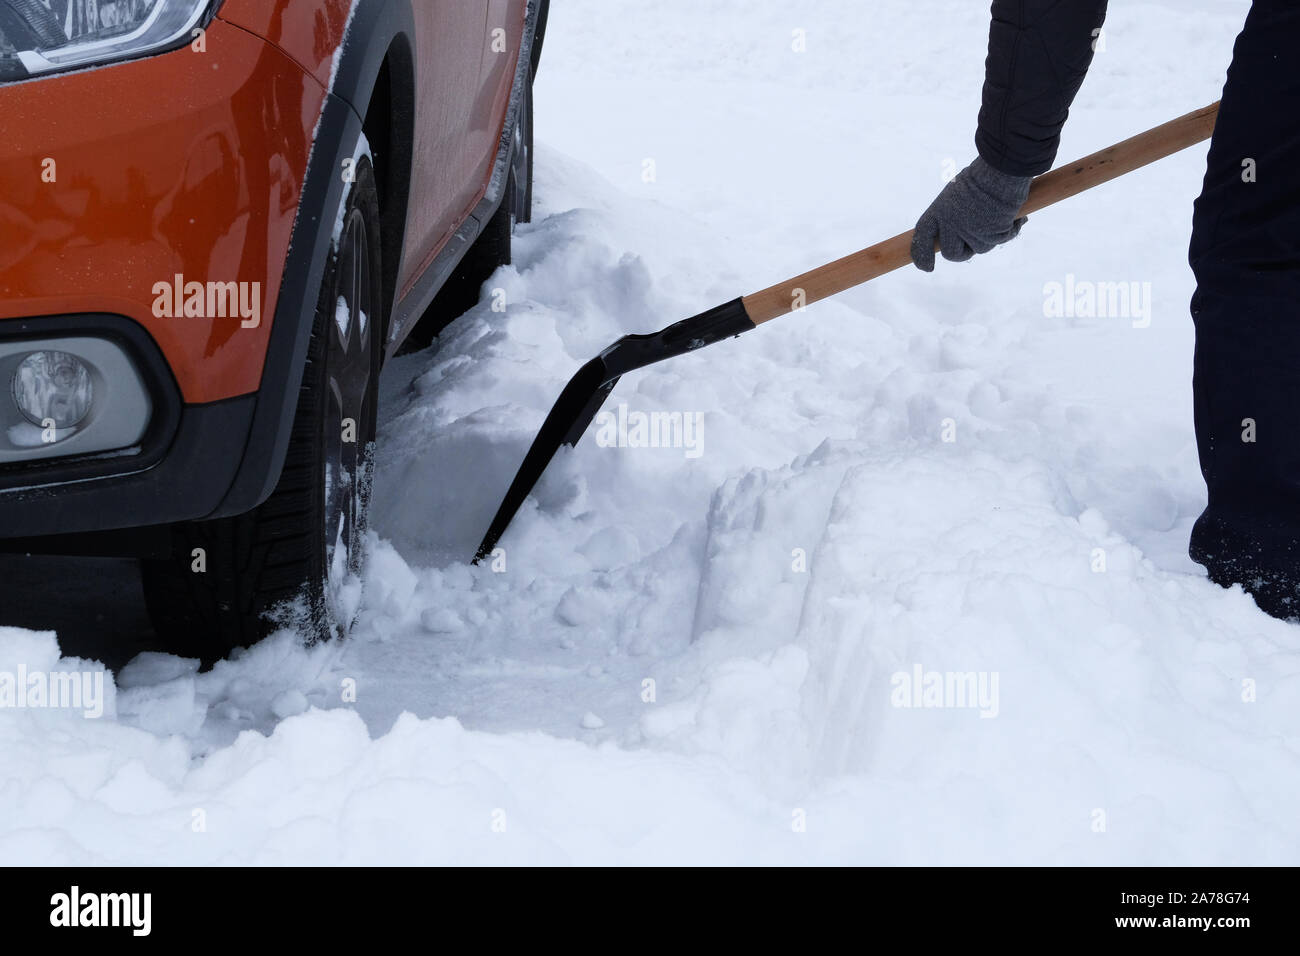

{"left": 1188, "top": 0, "right": 1300, "bottom": 618}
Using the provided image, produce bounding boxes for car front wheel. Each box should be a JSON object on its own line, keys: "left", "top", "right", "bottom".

{"left": 141, "top": 158, "right": 384, "bottom": 664}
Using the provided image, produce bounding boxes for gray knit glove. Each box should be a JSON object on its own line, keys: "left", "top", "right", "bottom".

{"left": 911, "top": 157, "right": 1032, "bottom": 272}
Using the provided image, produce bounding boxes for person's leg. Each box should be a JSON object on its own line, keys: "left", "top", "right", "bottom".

{"left": 1188, "top": 0, "right": 1300, "bottom": 618}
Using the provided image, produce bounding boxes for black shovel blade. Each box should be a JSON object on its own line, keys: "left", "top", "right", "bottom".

{"left": 472, "top": 297, "right": 755, "bottom": 563}
{"left": 474, "top": 356, "right": 619, "bottom": 563}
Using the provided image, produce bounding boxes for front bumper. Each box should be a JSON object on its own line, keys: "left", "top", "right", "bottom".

{"left": 0, "top": 331, "right": 260, "bottom": 538}
{"left": 0, "top": 16, "right": 332, "bottom": 538}
{"left": 0, "top": 311, "right": 255, "bottom": 539}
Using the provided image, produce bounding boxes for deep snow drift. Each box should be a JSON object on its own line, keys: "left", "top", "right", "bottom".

{"left": 3, "top": 0, "right": 1298, "bottom": 865}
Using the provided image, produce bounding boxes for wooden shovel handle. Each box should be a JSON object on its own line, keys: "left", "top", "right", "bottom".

{"left": 740, "top": 101, "right": 1220, "bottom": 325}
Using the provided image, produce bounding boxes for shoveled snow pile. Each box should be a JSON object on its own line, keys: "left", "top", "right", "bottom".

{"left": 3, "top": 0, "right": 1298, "bottom": 865}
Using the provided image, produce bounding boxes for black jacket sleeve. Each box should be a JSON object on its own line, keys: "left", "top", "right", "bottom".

{"left": 976, "top": 0, "right": 1110, "bottom": 177}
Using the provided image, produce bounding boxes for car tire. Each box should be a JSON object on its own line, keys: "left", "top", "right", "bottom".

{"left": 140, "top": 158, "right": 384, "bottom": 664}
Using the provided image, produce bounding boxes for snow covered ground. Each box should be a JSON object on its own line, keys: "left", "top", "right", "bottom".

{"left": 5, "top": 0, "right": 1299, "bottom": 865}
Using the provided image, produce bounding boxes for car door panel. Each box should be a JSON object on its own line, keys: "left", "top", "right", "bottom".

{"left": 399, "top": 0, "right": 489, "bottom": 297}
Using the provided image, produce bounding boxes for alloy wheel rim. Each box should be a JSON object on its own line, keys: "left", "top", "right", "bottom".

{"left": 323, "top": 208, "right": 375, "bottom": 614}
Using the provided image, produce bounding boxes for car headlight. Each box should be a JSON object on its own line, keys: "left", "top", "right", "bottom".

{"left": 0, "top": 0, "right": 216, "bottom": 81}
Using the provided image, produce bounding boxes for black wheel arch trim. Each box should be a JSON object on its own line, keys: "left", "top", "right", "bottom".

{"left": 217, "top": 0, "right": 546, "bottom": 518}
{"left": 210, "top": 0, "right": 418, "bottom": 518}
{"left": 532, "top": 0, "right": 550, "bottom": 78}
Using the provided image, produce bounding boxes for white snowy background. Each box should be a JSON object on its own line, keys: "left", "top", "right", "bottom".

{"left": 4, "top": 0, "right": 1298, "bottom": 864}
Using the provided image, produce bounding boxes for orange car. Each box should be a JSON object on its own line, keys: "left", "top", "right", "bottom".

{"left": 0, "top": 0, "right": 548, "bottom": 658}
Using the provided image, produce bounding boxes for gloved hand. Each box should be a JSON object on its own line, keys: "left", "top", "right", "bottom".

{"left": 910, "top": 157, "right": 1032, "bottom": 272}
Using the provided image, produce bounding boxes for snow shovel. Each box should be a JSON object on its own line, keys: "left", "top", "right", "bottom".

{"left": 474, "top": 102, "right": 1220, "bottom": 563}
